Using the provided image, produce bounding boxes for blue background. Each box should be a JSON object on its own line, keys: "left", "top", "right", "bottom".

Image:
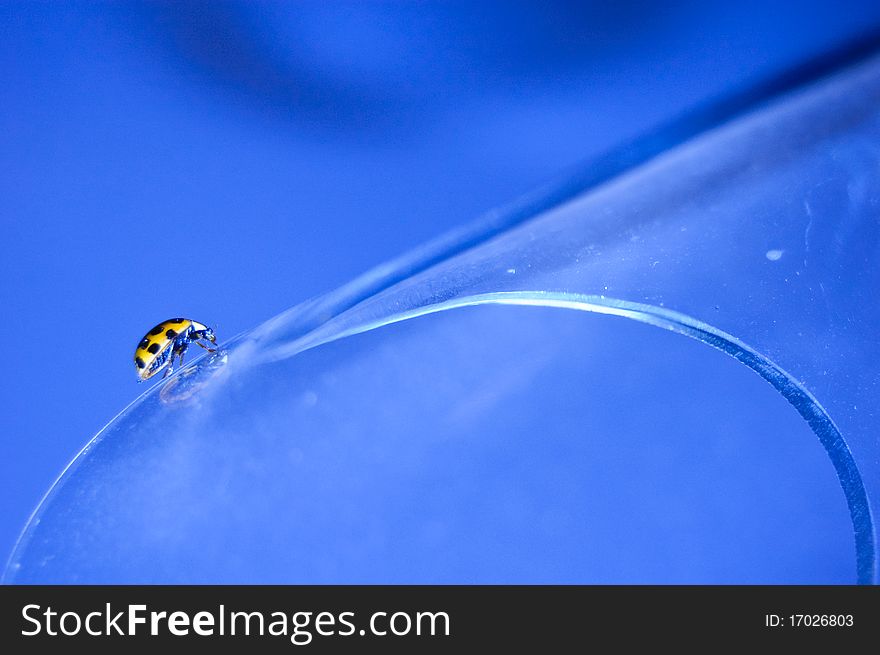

{"left": 2, "top": 1, "right": 880, "bottom": 572}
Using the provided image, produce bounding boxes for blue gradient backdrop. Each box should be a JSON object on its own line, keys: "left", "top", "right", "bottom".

{"left": 2, "top": 1, "right": 879, "bottom": 576}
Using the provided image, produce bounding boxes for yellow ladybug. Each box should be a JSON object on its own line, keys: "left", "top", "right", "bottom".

{"left": 134, "top": 318, "right": 217, "bottom": 381}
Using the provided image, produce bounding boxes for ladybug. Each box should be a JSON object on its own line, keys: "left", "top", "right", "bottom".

{"left": 134, "top": 318, "right": 217, "bottom": 381}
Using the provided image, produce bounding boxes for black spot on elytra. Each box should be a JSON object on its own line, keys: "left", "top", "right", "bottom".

{"left": 135, "top": 357, "right": 146, "bottom": 369}
{"left": 147, "top": 343, "right": 161, "bottom": 354}
{"left": 166, "top": 329, "right": 178, "bottom": 339}
{"left": 150, "top": 325, "right": 164, "bottom": 336}
{"left": 139, "top": 337, "right": 150, "bottom": 350}
{"left": 172, "top": 318, "right": 185, "bottom": 323}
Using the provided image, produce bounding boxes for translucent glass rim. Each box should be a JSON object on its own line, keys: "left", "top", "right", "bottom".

{"left": 282, "top": 291, "right": 876, "bottom": 585}
{"left": 5, "top": 292, "right": 872, "bottom": 584}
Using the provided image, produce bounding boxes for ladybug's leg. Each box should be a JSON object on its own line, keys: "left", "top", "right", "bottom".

{"left": 189, "top": 328, "right": 215, "bottom": 352}
{"left": 162, "top": 354, "right": 176, "bottom": 379}
{"left": 193, "top": 339, "right": 216, "bottom": 352}
{"left": 162, "top": 339, "right": 187, "bottom": 379}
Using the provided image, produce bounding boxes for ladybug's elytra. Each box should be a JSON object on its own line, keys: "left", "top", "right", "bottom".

{"left": 134, "top": 318, "right": 217, "bottom": 381}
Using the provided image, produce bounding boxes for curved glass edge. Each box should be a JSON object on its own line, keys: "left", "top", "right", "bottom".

{"left": 267, "top": 291, "right": 876, "bottom": 584}
{"left": 3, "top": 292, "right": 873, "bottom": 583}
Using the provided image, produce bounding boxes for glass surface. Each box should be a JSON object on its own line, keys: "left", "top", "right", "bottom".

{"left": 5, "top": 49, "right": 880, "bottom": 584}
